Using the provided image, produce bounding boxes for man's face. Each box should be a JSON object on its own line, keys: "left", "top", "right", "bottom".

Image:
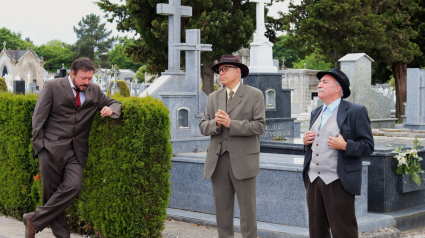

{"left": 317, "top": 75, "right": 341, "bottom": 101}
{"left": 71, "top": 69, "right": 93, "bottom": 91}
{"left": 218, "top": 64, "right": 240, "bottom": 87}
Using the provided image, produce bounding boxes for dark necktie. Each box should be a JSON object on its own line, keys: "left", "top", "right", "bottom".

{"left": 74, "top": 87, "right": 81, "bottom": 109}
{"left": 228, "top": 91, "right": 234, "bottom": 107}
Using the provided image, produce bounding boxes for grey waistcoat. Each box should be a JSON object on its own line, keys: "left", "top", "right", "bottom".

{"left": 308, "top": 107, "right": 340, "bottom": 184}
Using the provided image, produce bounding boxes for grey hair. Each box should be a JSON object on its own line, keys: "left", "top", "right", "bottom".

{"left": 335, "top": 81, "right": 344, "bottom": 97}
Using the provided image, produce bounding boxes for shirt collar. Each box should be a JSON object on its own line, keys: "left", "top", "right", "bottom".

{"left": 322, "top": 97, "right": 341, "bottom": 112}
{"left": 68, "top": 75, "right": 76, "bottom": 89}
{"left": 226, "top": 81, "right": 241, "bottom": 98}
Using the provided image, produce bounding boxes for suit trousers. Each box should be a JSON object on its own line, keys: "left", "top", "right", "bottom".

{"left": 305, "top": 177, "right": 358, "bottom": 238}
{"left": 211, "top": 152, "right": 257, "bottom": 238}
{"left": 30, "top": 145, "right": 84, "bottom": 238}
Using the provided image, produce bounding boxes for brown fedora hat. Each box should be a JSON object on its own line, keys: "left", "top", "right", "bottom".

{"left": 211, "top": 55, "right": 249, "bottom": 78}
{"left": 316, "top": 68, "right": 351, "bottom": 98}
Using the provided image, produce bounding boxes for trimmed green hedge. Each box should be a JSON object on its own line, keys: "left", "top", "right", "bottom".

{"left": 107, "top": 80, "right": 130, "bottom": 97}
{"left": 117, "top": 80, "right": 130, "bottom": 97}
{"left": 0, "top": 78, "right": 7, "bottom": 92}
{"left": 0, "top": 92, "right": 172, "bottom": 237}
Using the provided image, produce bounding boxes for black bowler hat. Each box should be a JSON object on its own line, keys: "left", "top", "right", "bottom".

{"left": 316, "top": 68, "right": 351, "bottom": 98}
{"left": 211, "top": 55, "right": 249, "bottom": 78}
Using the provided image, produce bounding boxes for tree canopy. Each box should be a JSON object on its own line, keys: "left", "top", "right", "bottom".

{"left": 0, "top": 27, "right": 34, "bottom": 51}
{"left": 108, "top": 37, "right": 144, "bottom": 72}
{"left": 34, "top": 40, "right": 73, "bottom": 72}
{"left": 73, "top": 14, "right": 116, "bottom": 67}
{"left": 283, "top": 0, "right": 422, "bottom": 120}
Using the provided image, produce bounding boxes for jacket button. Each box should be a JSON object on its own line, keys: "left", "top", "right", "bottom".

{"left": 317, "top": 134, "right": 320, "bottom": 137}
{"left": 216, "top": 153, "right": 219, "bottom": 156}
{"left": 76, "top": 111, "right": 78, "bottom": 114}
{"left": 316, "top": 163, "right": 319, "bottom": 166}
{"left": 316, "top": 154, "right": 318, "bottom": 156}
{"left": 316, "top": 144, "right": 318, "bottom": 146}
{"left": 318, "top": 172, "right": 320, "bottom": 174}
{"left": 219, "top": 142, "right": 222, "bottom": 144}
{"left": 225, "top": 138, "right": 228, "bottom": 141}
{"left": 72, "top": 137, "right": 75, "bottom": 140}
{"left": 75, "top": 124, "right": 77, "bottom": 127}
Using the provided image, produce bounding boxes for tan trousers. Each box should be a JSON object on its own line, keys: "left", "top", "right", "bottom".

{"left": 30, "top": 145, "right": 84, "bottom": 238}
{"left": 211, "top": 152, "right": 257, "bottom": 238}
{"left": 305, "top": 177, "right": 358, "bottom": 238}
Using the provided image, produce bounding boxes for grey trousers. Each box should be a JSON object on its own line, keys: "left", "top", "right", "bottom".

{"left": 211, "top": 152, "right": 257, "bottom": 238}
{"left": 30, "top": 146, "right": 83, "bottom": 238}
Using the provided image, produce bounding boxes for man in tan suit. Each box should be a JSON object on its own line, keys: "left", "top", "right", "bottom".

{"left": 23, "top": 58, "right": 121, "bottom": 238}
{"left": 200, "top": 55, "right": 266, "bottom": 238}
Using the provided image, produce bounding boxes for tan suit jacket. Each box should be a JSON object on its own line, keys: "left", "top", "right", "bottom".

{"left": 199, "top": 83, "right": 266, "bottom": 180}
{"left": 32, "top": 76, "right": 121, "bottom": 167}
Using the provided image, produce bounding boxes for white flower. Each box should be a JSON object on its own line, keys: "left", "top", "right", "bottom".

{"left": 401, "top": 157, "right": 407, "bottom": 165}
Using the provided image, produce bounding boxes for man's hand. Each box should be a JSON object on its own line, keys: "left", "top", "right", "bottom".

{"left": 100, "top": 106, "right": 113, "bottom": 117}
{"left": 215, "top": 109, "right": 231, "bottom": 128}
{"left": 327, "top": 134, "right": 347, "bottom": 150}
{"left": 303, "top": 131, "right": 316, "bottom": 146}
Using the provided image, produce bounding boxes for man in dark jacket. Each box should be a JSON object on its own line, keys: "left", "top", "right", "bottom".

{"left": 303, "top": 68, "right": 374, "bottom": 238}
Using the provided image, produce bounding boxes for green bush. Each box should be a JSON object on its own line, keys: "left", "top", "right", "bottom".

{"left": 0, "top": 78, "right": 7, "bottom": 92}
{"left": 117, "top": 80, "right": 130, "bottom": 97}
{"left": 0, "top": 93, "right": 172, "bottom": 237}
{"left": 0, "top": 93, "right": 40, "bottom": 219}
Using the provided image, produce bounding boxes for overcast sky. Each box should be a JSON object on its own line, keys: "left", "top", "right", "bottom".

{"left": 2, "top": 0, "right": 299, "bottom": 46}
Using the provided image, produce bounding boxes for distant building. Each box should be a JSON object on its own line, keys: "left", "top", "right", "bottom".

{"left": 0, "top": 41, "right": 46, "bottom": 89}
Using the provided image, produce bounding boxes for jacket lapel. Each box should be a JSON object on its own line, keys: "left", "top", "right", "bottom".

{"left": 227, "top": 83, "right": 244, "bottom": 114}
{"left": 337, "top": 99, "right": 348, "bottom": 129}
{"left": 309, "top": 107, "right": 322, "bottom": 130}
{"left": 78, "top": 85, "right": 92, "bottom": 110}
{"left": 61, "top": 76, "right": 77, "bottom": 109}
{"left": 218, "top": 87, "right": 227, "bottom": 112}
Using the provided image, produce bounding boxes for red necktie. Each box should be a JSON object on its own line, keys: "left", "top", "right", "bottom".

{"left": 74, "top": 88, "right": 81, "bottom": 109}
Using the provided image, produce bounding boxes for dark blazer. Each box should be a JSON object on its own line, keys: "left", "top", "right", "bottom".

{"left": 32, "top": 76, "right": 121, "bottom": 167}
{"left": 303, "top": 99, "right": 374, "bottom": 195}
{"left": 199, "top": 83, "right": 266, "bottom": 180}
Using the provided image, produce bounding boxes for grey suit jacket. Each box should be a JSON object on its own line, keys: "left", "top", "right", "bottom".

{"left": 199, "top": 83, "right": 266, "bottom": 180}
{"left": 303, "top": 99, "right": 374, "bottom": 195}
{"left": 32, "top": 76, "right": 121, "bottom": 167}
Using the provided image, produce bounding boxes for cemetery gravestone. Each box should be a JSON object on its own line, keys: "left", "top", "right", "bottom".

{"left": 340, "top": 53, "right": 396, "bottom": 128}
{"left": 404, "top": 68, "right": 425, "bottom": 129}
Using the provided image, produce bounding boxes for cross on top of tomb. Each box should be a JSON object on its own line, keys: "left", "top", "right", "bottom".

{"left": 251, "top": 0, "right": 271, "bottom": 39}
{"left": 281, "top": 57, "right": 286, "bottom": 70}
{"left": 157, "top": 0, "right": 192, "bottom": 72}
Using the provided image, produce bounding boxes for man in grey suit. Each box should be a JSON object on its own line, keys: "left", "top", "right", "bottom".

{"left": 200, "top": 55, "right": 266, "bottom": 238}
{"left": 303, "top": 68, "right": 374, "bottom": 238}
{"left": 23, "top": 58, "right": 121, "bottom": 238}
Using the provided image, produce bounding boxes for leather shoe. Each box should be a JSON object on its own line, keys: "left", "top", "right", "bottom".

{"left": 23, "top": 213, "right": 36, "bottom": 238}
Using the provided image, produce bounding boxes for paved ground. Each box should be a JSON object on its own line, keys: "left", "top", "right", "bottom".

{"left": 2, "top": 215, "right": 425, "bottom": 238}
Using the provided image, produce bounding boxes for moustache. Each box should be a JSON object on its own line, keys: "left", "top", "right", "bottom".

{"left": 318, "top": 88, "right": 324, "bottom": 92}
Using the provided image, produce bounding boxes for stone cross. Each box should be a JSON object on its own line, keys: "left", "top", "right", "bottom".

{"left": 15, "top": 75, "right": 21, "bottom": 81}
{"left": 281, "top": 57, "right": 286, "bottom": 70}
{"left": 113, "top": 66, "right": 118, "bottom": 88}
{"left": 304, "top": 62, "right": 307, "bottom": 69}
{"left": 251, "top": 0, "right": 271, "bottom": 39}
{"left": 174, "top": 29, "right": 212, "bottom": 112}
{"left": 157, "top": 0, "right": 192, "bottom": 72}
{"left": 62, "top": 63, "right": 65, "bottom": 69}
{"left": 3, "top": 41, "right": 5, "bottom": 49}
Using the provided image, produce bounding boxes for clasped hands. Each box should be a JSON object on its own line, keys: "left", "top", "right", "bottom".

{"left": 215, "top": 109, "right": 231, "bottom": 128}
{"left": 303, "top": 131, "right": 347, "bottom": 150}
